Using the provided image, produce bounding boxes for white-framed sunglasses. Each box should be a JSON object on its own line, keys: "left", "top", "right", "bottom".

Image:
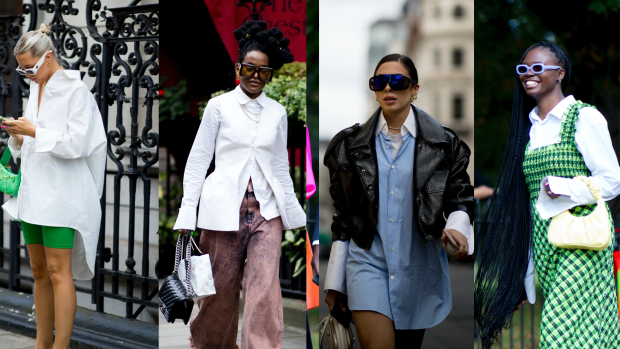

{"left": 516, "top": 63, "right": 562, "bottom": 75}
{"left": 15, "top": 50, "right": 52, "bottom": 76}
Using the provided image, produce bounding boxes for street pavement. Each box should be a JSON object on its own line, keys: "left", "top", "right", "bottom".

{"left": 0, "top": 328, "right": 36, "bottom": 349}
{"left": 319, "top": 257, "right": 474, "bottom": 349}
{"left": 159, "top": 298, "right": 307, "bottom": 349}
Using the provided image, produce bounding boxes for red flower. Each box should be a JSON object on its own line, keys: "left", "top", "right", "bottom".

{"left": 159, "top": 89, "right": 165, "bottom": 97}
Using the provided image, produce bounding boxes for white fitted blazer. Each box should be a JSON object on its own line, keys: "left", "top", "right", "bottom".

{"left": 173, "top": 87, "right": 306, "bottom": 232}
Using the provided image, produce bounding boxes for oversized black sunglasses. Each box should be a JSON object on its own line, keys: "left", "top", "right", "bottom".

{"left": 238, "top": 63, "right": 274, "bottom": 82}
{"left": 369, "top": 74, "right": 417, "bottom": 91}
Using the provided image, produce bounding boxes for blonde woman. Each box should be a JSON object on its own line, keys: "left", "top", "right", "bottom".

{"left": 2, "top": 23, "right": 107, "bottom": 349}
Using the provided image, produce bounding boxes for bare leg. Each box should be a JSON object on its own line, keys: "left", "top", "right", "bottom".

{"left": 44, "top": 247, "right": 76, "bottom": 349}
{"left": 351, "top": 311, "right": 396, "bottom": 349}
{"left": 27, "top": 244, "right": 54, "bottom": 349}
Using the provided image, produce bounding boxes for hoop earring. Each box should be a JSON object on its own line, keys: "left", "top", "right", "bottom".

{"left": 376, "top": 96, "right": 378, "bottom": 101}
{"left": 412, "top": 95, "right": 417, "bottom": 102}
{"left": 557, "top": 79, "right": 561, "bottom": 84}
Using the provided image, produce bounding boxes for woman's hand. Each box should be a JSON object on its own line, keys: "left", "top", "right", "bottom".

{"left": 311, "top": 244, "right": 319, "bottom": 277}
{"left": 3, "top": 117, "right": 35, "bottom": 138}
{"left": 325, "top": 290, "right": 352, "bottom": 326}
{"left": 442, "top": 229, "right": 469, "bottom": 260}
{"left": 542, "top": 178, "right": 561, "bottom": 200}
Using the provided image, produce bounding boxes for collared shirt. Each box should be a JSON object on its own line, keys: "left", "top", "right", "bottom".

{"left": 374, "top": 108, "right": 473, "bottom": 247}
{"left": 174, "top": 85, "right": 282, "bottom": 230}
{"left": 3, "top": 69, "right": 107, "bottom": 280}
{"left": 346, "top": 130, "right": 451, "bottom": 329}
{"left": 529, "top": 95, "right": 620, "bottom": 219}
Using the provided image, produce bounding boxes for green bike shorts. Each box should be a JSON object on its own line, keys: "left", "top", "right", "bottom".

{"left": 21, "top": 221, "right": 75, "bottom": 249}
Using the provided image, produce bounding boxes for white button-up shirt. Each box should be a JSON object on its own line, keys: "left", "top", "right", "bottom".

{"left": 2, "top": 69, "right": 107, "bottom": 280}
{"left": 522, "top": 95, "right": 620, "bottom": 304}
{"left": 174, "top": 86, "right": 305, "bottom": 231}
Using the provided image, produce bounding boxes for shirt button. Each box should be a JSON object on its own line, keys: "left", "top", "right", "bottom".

{"left": 391, "top": 218, "right": 394, "bottom": 222}
{"left": 391, "top": 165, "right": 394, "bottom": 169}
{"left": 391, "top": 276, "right": 395, "bottom": 280}
{"left": 386, "top": 146, "right": 390, "bottom": 149}
{"left": 390, "top": 191, "right": 394, "bottom": 195}
{"left": 392, "top": 246, "right": 395, "bottom": 251}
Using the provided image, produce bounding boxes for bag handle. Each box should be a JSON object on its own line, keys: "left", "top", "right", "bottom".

{"left": 183, "top": 234, "right": 194, "bottom": 299}
{"left": 1, "top": 146, "right": 12, "bottom": 168}
{"left": 574, "top": 176, "right": 602, "bottom": 201}
{"left": 188, "top": 235, "right": 203, "bottom": 255}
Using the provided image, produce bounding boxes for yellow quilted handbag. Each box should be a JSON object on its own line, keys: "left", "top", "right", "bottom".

{"left": 548, "top": 176, "right": 610, "bottom": 251}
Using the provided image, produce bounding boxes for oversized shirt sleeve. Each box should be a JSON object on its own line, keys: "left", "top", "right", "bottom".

{"left": 7, "top": 137, "right": 21, "bottom": 159}
{"left": 271, "top": 107, "right": 306, "bottom": 230}
{"left": 445, "top": 211, "right": 474, "bottom": 255}
{"left": 173, "top": 99, "right": 221, "bottom": 231}
{"left": 34, "top": 86, "right": 100, "bottom": 159}
{"left": 536, "top": 107, "right": 620, "bottom": 219}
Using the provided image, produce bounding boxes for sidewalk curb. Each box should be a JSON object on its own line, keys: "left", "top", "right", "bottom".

{"left": 0, "top": 288, "right": 158, "bottom": 349}
{"left": 282, "top": 297, "right": 307, "bottom": 329}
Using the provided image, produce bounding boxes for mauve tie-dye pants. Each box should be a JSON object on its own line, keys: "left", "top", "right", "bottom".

{"left": 189, "top": 181, "right": 284, "bottom": 349}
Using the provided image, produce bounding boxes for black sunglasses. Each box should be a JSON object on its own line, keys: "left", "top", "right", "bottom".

{"left": 369, "top": 74, "right": 417, "bottom": 91}
{"left": 238, "top": 63, "right": 274, "bottom": 82}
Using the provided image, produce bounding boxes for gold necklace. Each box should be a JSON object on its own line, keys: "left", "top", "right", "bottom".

{"left": 241, "top": 104, "right": 261, "bottom": 123}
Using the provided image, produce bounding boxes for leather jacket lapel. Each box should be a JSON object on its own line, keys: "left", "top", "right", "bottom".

{"left": 413, "top": 105, "right": 448, "bottom": 191}
{"left": 348, "top": 108, "right": 381, "bottom": 206}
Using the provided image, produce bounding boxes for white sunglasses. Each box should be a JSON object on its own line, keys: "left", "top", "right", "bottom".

{"left": 16, "top": 50, "right": 52, "bottom": 76}
{"left": 515, "top": 63, "right": 562, "bottom": 75}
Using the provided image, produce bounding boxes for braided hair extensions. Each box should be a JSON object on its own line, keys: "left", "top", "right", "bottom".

{"left": 474, "top": 41, "right": 571, "bottom": 349}
{"left": 233, "top": 21, "right": 294, "bottom": 70}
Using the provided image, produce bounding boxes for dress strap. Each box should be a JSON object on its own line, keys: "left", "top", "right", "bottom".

{"left": 558, "top": 100, "right": 594, "bottom": 145}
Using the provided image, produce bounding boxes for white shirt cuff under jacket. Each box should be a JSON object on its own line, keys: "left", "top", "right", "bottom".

{"left": 173, "top": 205, "right": 197, "bottom": 231}
{"left": 324, "top": 240, "right": 349, "bottom": 295}
{"left": 445, "top": 210, "right": 475, "bottom": 255}
{"left": 524, "top": 248, "right": 536, "bottom": 304}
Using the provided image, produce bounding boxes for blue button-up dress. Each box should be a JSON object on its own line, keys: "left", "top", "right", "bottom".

{"left": 345, "top": 131, "right": 452, "bottom": 329}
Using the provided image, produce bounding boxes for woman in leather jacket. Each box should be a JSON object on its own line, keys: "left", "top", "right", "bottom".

{"left": 322, "top": 53, "right": 474, "bottom": 349}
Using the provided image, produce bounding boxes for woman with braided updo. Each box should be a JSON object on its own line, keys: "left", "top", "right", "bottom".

{"left": 475, "top": 42, "right": 620, "bottom": 348}
{"left": 173, "top": 21, "right": 305, "bottom": 349}
{"left": 2, "top": 23, "right": 107, "bottom": 349}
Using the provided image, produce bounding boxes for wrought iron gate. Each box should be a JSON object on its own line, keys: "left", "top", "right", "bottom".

{"left": 0, "top": 0, "right": 159, "bottom": 320}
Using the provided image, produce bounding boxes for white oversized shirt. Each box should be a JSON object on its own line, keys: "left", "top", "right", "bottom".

{"left": 522, "top": 95, "right": 620, "bottom": 303}
{"left": 2, "top": 69, "right": 107, "bottom": 280}
{"left": 173, "top": 86, "right": 305, "bottom": 231}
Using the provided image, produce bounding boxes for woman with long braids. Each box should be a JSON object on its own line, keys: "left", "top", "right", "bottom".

{"left": 173, "top": 21, "right": 306, "bottom": 349}
{"left": 2, "top": 23, "right": 107, "bottom": 349}
{"left": 475, "top": 41, "right": 620, "bottom": 348}
{"left": 323, "top": 53, "right": 474, "bottom": 349}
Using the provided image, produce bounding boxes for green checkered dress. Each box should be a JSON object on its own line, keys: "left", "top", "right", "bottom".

{"left": 523, "top": 100, "right": 620, "bottom": 348}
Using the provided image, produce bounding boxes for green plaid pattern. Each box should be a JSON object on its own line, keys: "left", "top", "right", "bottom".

{"left": 523, "top": 101, "right": 620, "bottom": 348}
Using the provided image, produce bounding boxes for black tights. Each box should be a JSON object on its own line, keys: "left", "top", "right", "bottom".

{"left": 395, "top": 329, "right": 425, "bottom": 349}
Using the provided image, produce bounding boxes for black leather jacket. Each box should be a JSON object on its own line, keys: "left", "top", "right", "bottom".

{"left": 324, "top": 105, "right": 473, "bottom": 249}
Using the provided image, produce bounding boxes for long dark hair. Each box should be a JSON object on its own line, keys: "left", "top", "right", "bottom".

{"left": 474, "top": 41, "right": 571, "bottom": 349}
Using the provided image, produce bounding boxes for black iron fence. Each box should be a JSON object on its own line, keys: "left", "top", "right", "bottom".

{"left": 0, "top": 0, "right": 159, "bottom": 320}
{"left": 474, "top": 198, "right": 538, "bottom": 349}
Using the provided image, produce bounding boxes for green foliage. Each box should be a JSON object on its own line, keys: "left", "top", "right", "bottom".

{"left": 159, "top": 76, "right": 189, "bottom": 122}
{"left": 588, "top": 0, "right": 619, "bottom": 13}
{"left": 281, "top": 228, "right": 307, "bottom": 278}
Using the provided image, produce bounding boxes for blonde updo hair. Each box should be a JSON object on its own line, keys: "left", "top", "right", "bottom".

{"left": 14, "top": 23, "right": 55, "bottom": 60}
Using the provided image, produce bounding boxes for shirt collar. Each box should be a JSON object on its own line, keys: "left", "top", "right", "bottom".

{"left": 529, "top": 95, "right": 576, "bottom": 123}
{"left": 234, "top": 85, "right": 266, "bottom": 107}
{"left": 375, "top": 105, "right": 417, "bottom": 138}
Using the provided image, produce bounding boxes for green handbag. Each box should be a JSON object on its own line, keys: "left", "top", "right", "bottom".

{"left": 0, "top": 145, "right": 21, "bottom": 196}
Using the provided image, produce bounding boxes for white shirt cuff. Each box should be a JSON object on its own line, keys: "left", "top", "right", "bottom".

{"left": 445, "top": 211, "right": 474, "bottom": 255}
{"left": 324, "top": 240, "right": 349, "bottom": 295}
{"left": 173, "top": 205, "right": 198, "bottom": 231}
{"left": 535, "top": 176, "right": 596, "bottom": 219}
{"left": 524, "top": 247, "right": 536, "bottom": 304}
{"left": 33, "top": 127, "right": 59, "bottom": 153}
{"left": 312, "top": 240, "right": 319, "bottom": 246}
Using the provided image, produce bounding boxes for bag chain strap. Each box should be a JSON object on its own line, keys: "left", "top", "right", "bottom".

{"left": 172, "top": 233, "right": 182, "bottom": 276}
{"left": 184, "top": 234, "right": 194, "bottom": 299}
